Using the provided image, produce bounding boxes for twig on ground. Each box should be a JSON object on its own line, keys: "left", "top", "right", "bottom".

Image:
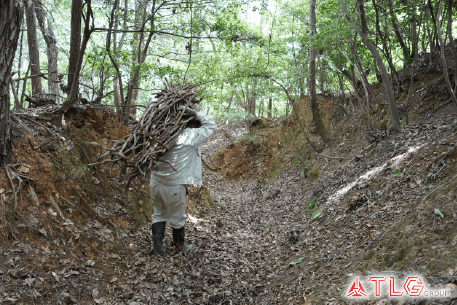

{"left": 60, "top": 195, "right": 75, "bottom": 208}
{"left": 320, "top": 154, "right": 343, "bottom": 160}
{"left": 4, "top": 167, "right": 17, "bottom": 210}
{"left": 180, "top": 252, "right": 195, "bottom": 273}
{"left": 28, "top": 184, "right": 39, "bottom": 206}
{"left": 49, "top": 196, "right": 64, "bottom": 218}
{"left": 209, "top": 254, "right": 229, "bottom": 261}
{"left": 237, "top": 215, "right": 247, "bottom": 225}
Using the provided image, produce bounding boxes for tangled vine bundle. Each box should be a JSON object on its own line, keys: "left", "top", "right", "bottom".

{"left": 96, "top": 81, "right": 203, "bottom": 185}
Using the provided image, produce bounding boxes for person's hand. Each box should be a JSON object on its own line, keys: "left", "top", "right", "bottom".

{"left": 178, "top": 107, "right": 197, "bottom": 117}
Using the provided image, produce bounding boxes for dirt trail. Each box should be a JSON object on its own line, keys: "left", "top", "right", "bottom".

{"left": 1, "top": 112, "right": 457, "bottom": 304}
{"left": 0, "top": 122, "right": 279, "bottom": 305}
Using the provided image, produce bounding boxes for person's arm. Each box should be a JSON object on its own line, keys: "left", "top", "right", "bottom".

{"left": 189, "top": 111, "right": 217, "bottom": 147}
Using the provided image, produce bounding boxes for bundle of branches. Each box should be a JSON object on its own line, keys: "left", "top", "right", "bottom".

{"left": 95, "top": 81, "right": 203, "bottom": 186}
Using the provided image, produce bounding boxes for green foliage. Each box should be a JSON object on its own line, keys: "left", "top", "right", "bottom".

{"left": 306, "top": 194, "right": 322, "bottom": 210}
{"left": 392, "top": 170, "right": 401, "bottom": 177}
{"left": 10, "top": 0, "right": 446, "bottom": 124}
{"left": 307, "top": 164, "right": 321, "bottom": 182}
{"left": 235, "top": 134, "right": 255, "bottom": 143}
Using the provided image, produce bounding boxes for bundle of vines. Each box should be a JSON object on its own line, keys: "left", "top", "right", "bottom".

{"left": 95, "top": 81, "right": 203, "bottom": 184}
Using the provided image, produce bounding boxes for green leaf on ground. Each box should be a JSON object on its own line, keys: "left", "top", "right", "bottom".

{"left": 311, "top": 206, "right": 326, "bottom": 221}
{"left": 289, "top": 257, "right": 305, "bottom": 266}
{"left": 392, "top": 170, "right": 401, "bottom": 177}
{"left": 434, "top": 208, "right": 444, "bottom": 219}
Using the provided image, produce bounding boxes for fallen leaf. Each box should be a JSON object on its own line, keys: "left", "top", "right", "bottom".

{"left": 311, "top": 207, "right": 326, "bottom": 221}
{"left": 17, "top": 164, "right": 30, "bottom": 174}
{"left": 434, "top": 208, "right": 444, "bottom": 219}
{"left": 289, "top": 257, "right": 305, "bottom": 266}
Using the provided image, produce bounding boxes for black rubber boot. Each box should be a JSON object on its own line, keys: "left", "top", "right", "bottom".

{"left": 172, "top": 227, "right": 195, "bottom": 253}
{"left": 151, "top": 222, "right": 166, "bottom": 254}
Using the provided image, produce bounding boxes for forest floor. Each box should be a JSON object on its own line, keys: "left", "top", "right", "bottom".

{"left": 1, "top": 58, "right": 457, "bottom": 304}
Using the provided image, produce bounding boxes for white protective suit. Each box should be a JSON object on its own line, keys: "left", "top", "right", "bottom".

{"left": 150, "top": 111, "right": 216, "bottom": 228}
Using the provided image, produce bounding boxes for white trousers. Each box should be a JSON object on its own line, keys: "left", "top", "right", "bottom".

{"left": 150, "top": 183, "right": 187, "bottom": 229}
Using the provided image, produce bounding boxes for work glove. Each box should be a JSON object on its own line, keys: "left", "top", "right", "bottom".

{"left": 178, "top": 107, "right": 197, "bottom": 118}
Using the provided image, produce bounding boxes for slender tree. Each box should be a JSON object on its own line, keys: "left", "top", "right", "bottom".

{"left": 339, "top": 0, "right": 401, "bottom": 132}
{"left": 309, "top": 0, "right": 332, "bottom": 144}
{"left": 0, "top": 0, "right": 24, "bottom": 167}
{"left": 123, "top": 0, "right": 156, "bottom": 125}
{"left": 436, "top": 0, "right": 457, "bottom": 108}
{"left": 446, "top": 0, "right": 457, "bottom": 89}
{"left": 58, "top": 0, "right": 94, "bottom": 113}
{"left": 35, "top": 0, "right": 59, "bottom": 103}
{"left": 25, "top": 0, "right": 43, "bottom": 96}
{"left": 68, "top": 0, "right": 83, "bottom": 92}
{"left": 387, "top": 0, "right": 411, "bottom": 66}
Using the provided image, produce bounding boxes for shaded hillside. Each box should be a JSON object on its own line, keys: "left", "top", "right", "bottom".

{"left": 207, "top": 49, "right": 457, "bottom": 305}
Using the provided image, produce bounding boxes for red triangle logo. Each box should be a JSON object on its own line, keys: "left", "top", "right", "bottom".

{"left": 347, "top": 278, "right": 367, "bottom": 297}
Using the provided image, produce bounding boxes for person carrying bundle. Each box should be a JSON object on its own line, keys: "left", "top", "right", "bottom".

{"left": 150, "top": 107, "right": 216, "bottom": 254}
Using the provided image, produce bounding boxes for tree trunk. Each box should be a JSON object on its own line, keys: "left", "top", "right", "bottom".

{"left": 250, "top": 95, "right": 256, "bottom": 116}
{"left": 123, "top": 0, "right": 155, "bottom": 126}
{"left": 25, "top": 0, "right": 42, "bottom": 96}
{"left": 372, "top": 0, "right": 400, "bottom": 89}
{"left": 249, "top": 80, "right": 257, "bottom": 116}
{"left": 112, "top": 5, "right": 120, "bottom": 118}
{"left": 411, "top": 0, "right": 419, "bottom": 59}
{"left": 340, "top": 0, "right": 401, "bottom": 132}
{"left": 334, "top": 53, "right": 364, "bottom": 104}
{"left": 425, "top": 3, "right": 433, "bottom": 65}
{"left": 268, "top": 96, "right": 272, "bottom": 118}
{"left": 58, "top": 0, "right": 93, "bottom": 113}
{"left": 107, "top": 0, "right": 127, "bottom": 121}
{"left": 68, "top": 0, "right": 82, "bottom": 92}
{"left": 260, "top": 99, "right": 264, "bottom": 117}
{"left": 20, "top": 64, "right": 31, "bottom": 107}
{"left": 35, "top": 0, "right": 58, "bottom": 103}
{"left": 0, "top": 0, "right": 24, "bottom": 167}
{"left": 387, "top": 0, "right": 411, "bottom": 66}
{"left": 446, "top": 0, "right": 457, "bottom": 88}
{"left": 309, "top": 0, "right": 332, "bottom": 144}
{"left": 299, "top": 77, "right": 305, "bottom": 99}
{"left": 420, "top": 0, "right": 428, "bottom": 54}
{"left": 436, "top": 0, "right": 457, "bottom": 108}
{"left": 338, "top": 74, "right": 346, "bottom": 104}
{"left": 226, "top": 91, "right": 234, "bottom": 112}
{"left": 125, "top": 0, "right": 147, "bottom": 121}
{"left": 10, "top": 78, "right": 20, "bottom": 107}
{"left": 428, "top": 0, "right": 439, "bottom": 50}
{"left": 350, "top": 42, "right": 373, "bottom": 123}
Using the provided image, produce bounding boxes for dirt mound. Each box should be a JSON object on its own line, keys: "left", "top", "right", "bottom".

{"left": 0, "top": 105, "right": 223, "bottom": 304}
{"left": 211, "top": 96, "right": 338, "bottom": 181}
{"left": 212, "top": 137, "right": 273, "bottom": 179}
{"left": 0, "top": 107, "right": 150, "bottom": 243}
